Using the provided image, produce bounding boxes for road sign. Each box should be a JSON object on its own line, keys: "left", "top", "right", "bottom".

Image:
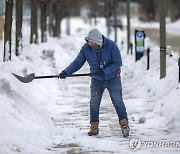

{"left": 135, "top": 30, "right": 145, "bottom": 61}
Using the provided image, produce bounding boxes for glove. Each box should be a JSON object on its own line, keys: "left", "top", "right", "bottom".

{"left": 98, "top": 69, "right": 105, "bottom": 77}
{"left": 59, "top": 71, "right": 68, "bottom": 79}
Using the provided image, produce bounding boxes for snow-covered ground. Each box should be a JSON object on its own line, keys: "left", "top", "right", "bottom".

{"left": 0, "top": 17, "right": 180, "bottom": 154}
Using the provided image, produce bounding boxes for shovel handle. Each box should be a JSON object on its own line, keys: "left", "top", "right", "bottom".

{"left": 34, "top": 73, "right": 98, "bottom": 79}
{"left": 35, "top": 75, "right": 59, "bottom": 79}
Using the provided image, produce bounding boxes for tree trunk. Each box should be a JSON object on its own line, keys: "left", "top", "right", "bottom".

{"left": 3, "top": 0, "right": 13, "bottom": 62}
{"left": 41, "top": 0, "right": 47, "bottom": 42}
{"left": 66, "top": 13, "right": 70, "bottom": 35}
{"left": 54, "top": 11, "right": 61, "bottom": 38}
{"left": 113, "top": 0, "right": 117, "bottom": 43}
{"left": 52, "top": 1, "right": 61, "bottom": 38}
{"left": 47, "top": 4, "right": 52, "bottom": 37}
{"left": 16, "top": 0, "right": 23, "bottom": 56}
{"left": 30, "top": 0, "right": 38, "bottom": 44}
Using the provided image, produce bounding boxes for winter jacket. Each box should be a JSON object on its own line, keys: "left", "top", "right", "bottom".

{"left": 63, "top": 35, "right": 122, "bottom": 81}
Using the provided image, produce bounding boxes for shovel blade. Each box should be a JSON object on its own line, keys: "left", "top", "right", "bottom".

{"left": 12, "top": 73, "right": 35, "bottom": 83}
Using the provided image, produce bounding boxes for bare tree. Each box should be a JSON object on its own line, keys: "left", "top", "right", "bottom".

{"left": 48, "top": 0, "right": 61, "bottom": 38}
{"left": 48, "top": 0, "right": 75, "bottom": 38}
{"left": 30, "top": 0, "right": 38, "bottom": 44}
{"left": 53, "top": 1, "right": 61, "bottom": 38}
{"left": 47, "top": 2, "right": 53, "bottom": 37}
{"left": 104, "top": 0, "right": 113, "bottom": 36}
{"left": 167, "top": 0, "right": 180, "bottom": 21}
{"left": 41, "top": 0, "right": 47, "bottom": 42}
{"left": 138, "top": 0, "right": 157, "bottom": 21}
{"left": 16, "top": 0, "right": 23, "bottom": 56}
{"left": 3, "top": 0, "right": 13, "bottom": 62}
{"left": 113, "top": 0, "right": 117, "bottom": 43}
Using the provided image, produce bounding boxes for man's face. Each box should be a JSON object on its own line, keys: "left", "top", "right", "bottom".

{"left": 87, "top": 41, "right": 99, "bottom": 49}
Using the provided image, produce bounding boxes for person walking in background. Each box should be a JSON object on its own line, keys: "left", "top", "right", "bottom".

{"left": 59, "top": 28, "right": 129, "bottom": 137}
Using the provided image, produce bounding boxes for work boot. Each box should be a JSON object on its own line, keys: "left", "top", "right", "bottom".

{"left": 119, "top": 119, "right": 130, "bottom": 137}
{"left": 88, "top": 122, "right": 99, "bottom": 136}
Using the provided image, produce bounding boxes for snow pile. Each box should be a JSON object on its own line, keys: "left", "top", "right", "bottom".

{"left": 122, "top": 44, "right": 180, "bottom": 132}
{"left": 0, "top": 41, "right": 59, "bottom": 153}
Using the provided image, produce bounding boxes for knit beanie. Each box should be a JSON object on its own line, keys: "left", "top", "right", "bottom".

{"left": 85, "top": 28, "right": 103, "bottom": 47}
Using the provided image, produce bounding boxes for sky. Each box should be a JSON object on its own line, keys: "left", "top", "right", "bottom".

{"left": 0, "top": 17, "right": 180, "bottom": 154}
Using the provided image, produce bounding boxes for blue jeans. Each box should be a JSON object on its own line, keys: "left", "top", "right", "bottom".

{"left": 90, "top": 76, "right": 128, "bottom": 122}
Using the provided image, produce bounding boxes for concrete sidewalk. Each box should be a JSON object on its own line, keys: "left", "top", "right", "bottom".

{"left": 51, "top": 66, "right": 179, "bottom": 153}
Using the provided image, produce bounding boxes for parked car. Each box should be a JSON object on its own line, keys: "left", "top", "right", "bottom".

{"left": 108, "top": 17, "right": 123, "bottom": 30}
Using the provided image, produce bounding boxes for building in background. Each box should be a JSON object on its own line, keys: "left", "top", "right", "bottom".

{"left": 0, "top": 0, "right": 5, "bottom": 40}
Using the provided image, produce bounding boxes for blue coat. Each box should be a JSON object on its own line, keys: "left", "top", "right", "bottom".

{"left": 64, "top": 35, "right": 122, "bottom": 81}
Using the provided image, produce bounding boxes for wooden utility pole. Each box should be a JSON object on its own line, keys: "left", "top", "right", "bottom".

{"left": 127, "top": 0, "right": 130, "bottom": 54}
{"left": 160, "top": 0, "right": 166, "bottom": 79}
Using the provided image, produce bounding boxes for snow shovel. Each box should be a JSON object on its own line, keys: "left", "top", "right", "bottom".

{"left": 12, "top": 72, "right": 99, "bottom": 83}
